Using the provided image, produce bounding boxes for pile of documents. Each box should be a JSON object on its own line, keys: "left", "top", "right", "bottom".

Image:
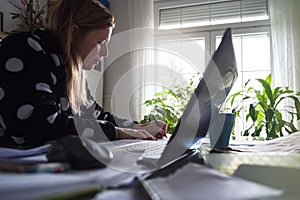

{"left": 202, "top": 131, "right": 300, "bottom": 175}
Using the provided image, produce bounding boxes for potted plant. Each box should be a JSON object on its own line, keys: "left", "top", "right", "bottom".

{"left": 226, "top": 74, "right": 300, "bottom": 139}
{"left": 140, "top": 75, "right": 199, "bottom": 134}
{"left": 9, "top": 0, "right": 46, "bottom": 32}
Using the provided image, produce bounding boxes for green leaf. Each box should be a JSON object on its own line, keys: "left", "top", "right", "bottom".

{"left": 257, "top": 78, "right": 274, "bottom": 106}
{"left": 286, "top": 95, "right": 300, "bottom": 120}
{"left": 249, "top": 104, "right": 257, "bottom": 121}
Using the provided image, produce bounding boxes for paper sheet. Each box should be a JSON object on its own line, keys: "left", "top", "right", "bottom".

{"left": 0, "top": 144, "right": 51, "bottom": 158}
{"left": 232, "top": 131, "right": 300, "bottom": 153}
{"left": 0, "top": 164, "right": 146, "bottom": 200}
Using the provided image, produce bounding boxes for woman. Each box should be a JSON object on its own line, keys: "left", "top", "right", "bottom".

{"left": 0, "top": 0, "right": 167, "bottom": 147}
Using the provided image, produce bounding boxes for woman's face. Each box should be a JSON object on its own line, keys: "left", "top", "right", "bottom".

{"left": 75, "top": 27, "right": 112, "bottom": 70}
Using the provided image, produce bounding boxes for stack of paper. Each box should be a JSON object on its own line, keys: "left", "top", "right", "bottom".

{"left": 0, "top": 144, "right": 50, "bottom": 163}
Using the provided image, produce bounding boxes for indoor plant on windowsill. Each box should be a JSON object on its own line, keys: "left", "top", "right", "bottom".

{"left": 226, "top": 74, "right": 300, "bottom": 140}
{"left": 9, "top": 0, "right": 46, "bottom": 33}
{"left": 140, "top": 73, "right": 235, "bottom": 138}
{"left": 140, "top": 74, "right": 200, "bottom": 134}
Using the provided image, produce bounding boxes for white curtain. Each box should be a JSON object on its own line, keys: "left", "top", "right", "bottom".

{"left": 269, "top": 0, "right": 300, "bottom": 129}
{"left": 269, "top": 0, "right": 300, "bottom": 91}
{"left": 127, "top": 0, "right": 154, "bottom": 120}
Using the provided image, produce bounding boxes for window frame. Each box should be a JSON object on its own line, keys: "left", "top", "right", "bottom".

{"left": 153, "top": 0, "right": 273, "bottom": 136}
{"left": 154, "top": 0, "right": 271, "bottom": 60}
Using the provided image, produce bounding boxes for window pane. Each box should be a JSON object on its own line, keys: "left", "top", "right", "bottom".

{"left": 217, "top": 32, "right": 271, "bottom": 137}
{"left": 158, "top": 38, "right": 205, "bottom": 86}
{"left": 216, "top": 32, "right": 271, "bottom": 88}
{"left": 242, "top": 34, "right": 270, "bottom": 71}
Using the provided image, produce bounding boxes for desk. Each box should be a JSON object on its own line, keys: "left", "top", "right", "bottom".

{"left": 200, "top": 144, "right": 300, "bottom": 175}
{"left": 199, "top": 141, "right": 300, "bottom": 200}
{"left": 1, "top": 140, "right": 299, "bottom": 200}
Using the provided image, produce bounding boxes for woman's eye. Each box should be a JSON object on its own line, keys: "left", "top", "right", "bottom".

{"left": 98, "top": 41, "right": 106, "bottom": 45}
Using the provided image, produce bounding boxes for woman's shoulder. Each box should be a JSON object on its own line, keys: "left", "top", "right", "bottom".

{"left": 33, "top": 29, "right": 63, "bottom": 50}
{"left": 1, "top": 30, "right": 33, "bottom": 44}
{"left": 1, "top": 29, "right": 63, "bottom": 55}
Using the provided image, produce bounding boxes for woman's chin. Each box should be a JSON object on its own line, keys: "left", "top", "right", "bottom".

{"left": 83, "top": 63, "right": 97, "bottom": 70}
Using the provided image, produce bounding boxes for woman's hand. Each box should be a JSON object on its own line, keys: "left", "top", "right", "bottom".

{"left": 115, "top": 127, "right": 157, "bottom": 140}
{"left": 133, "top": 120, "right": 168, "bottom": 139}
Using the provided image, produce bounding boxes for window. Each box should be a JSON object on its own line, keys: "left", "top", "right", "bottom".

{"left": 158, "top": 0, "right": 269, "bottom": 29}
{"left": 153, "top": 0, "right": 271, "bottom": 137}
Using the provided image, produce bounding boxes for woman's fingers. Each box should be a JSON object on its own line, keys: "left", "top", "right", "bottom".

{"left": 115, "top": 127, "right": 157, "bottom": 140}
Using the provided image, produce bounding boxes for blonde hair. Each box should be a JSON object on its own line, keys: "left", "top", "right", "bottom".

{"left": 47, "top": 0, "right": 114, "bottom": 114}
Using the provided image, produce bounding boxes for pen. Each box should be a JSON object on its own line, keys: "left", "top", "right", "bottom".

{"left": 150, "top": 114, "right": 159, "bottom": 126}
{"left": 151, "top": 114, "right": 167, "bottom": 139}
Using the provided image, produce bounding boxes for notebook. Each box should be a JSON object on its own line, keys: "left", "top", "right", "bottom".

{"left": 106, "top": 28, "right": 238, "bottom": 170}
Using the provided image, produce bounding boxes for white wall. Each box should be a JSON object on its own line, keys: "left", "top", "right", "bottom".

{"left": 0, "top": 0, "right": 47, "bottom": 32}
{"left": 0, "top": 0, "right": 19, "bottom": 32}
{"left": 103, "top": 0, "right": 135, "bottom": 119}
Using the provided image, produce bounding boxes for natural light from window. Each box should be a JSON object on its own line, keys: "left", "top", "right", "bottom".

{"left": 217, "top": 32, "right": 271, "bottom": 137}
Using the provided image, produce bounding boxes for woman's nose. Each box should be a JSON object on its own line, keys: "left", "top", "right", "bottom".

{"left": 100, "top": 43, "right": 108, "bottom": 57}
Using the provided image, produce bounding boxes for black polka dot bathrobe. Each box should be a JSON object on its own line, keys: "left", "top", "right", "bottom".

{"left": 0, "top": 29, "right": 135, "bottom": 146}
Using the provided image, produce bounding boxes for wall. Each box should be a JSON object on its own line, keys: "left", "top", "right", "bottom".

{"left": 103, "top": 0, "right": 136, "bottom": 119}
{"left": 0, "top": 0, "right": 47, "bottom": 32}
{"left": 0, "top": 0, "right": 19, "bottom": 32}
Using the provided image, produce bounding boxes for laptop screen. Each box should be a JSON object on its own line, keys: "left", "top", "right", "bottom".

{"left": 158, "top": 28, "right": 238, "bottom": 167}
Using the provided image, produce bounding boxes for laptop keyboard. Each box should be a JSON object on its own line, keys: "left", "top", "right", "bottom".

{"left": 108, "top": 139, "right": 168, "bottom": 160}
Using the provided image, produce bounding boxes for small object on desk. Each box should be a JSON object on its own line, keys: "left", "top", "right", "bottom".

{"left": 0, "top": 162, "right": 70, "bottom": 173}
{"left": 47, "top": 135, "right": 113, "bottom": 169}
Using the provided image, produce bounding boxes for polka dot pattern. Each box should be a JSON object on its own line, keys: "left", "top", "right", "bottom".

{"left": 85, "top": 100, "right": 94, "bottom": 110}
{"left": 36, "top": 83, "right": 52, "bottom": 93}
{"left": 32, "top": 34, "right": 41, "bottom": 40}
{"left": 60, "top": 97, "right": 69, "bottom": 111}
{"left": 51, "top": 72, "right": 57, "bottom": 85}
{"left": 0, "top": 30, "right": 118, "bottom": 144}
{"left": 12, "top": 136, "right": 25, "bottom": 144}
{"left": 82, "top": 128, "right": 95, "bottom": 138}
{"left": 51, "top": 54, "right": 60, "bottom": 67}
{"left": 27, "top": 37, "right": 43, "bottom": 51}
{"left": 93, "top": 110, "right": 101, "bottom": 119}
{"left": 5, "top": 58, "right": 24, "bottom": 72}
{"left": 98, "top": 120, "right": 107, "bottom": 125}
{"left": 0, "top": 115, "right": 6, "bottom": 129}
{"left": 0, "top": 87, "right": 4, "bottom": 101}
{"left": 17, "top": 104, "right": 34, "bottom": 120}
{"left": 47, "top": 112, "right": 58, "bottom": 124}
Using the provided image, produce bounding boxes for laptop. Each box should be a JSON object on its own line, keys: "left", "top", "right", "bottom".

{"left": 104, "top": 28, "right": 238, "bottom": 170}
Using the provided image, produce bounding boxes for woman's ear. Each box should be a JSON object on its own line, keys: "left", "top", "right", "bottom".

{"left": 72, "top": 25, "right": 80, "bottom": 43}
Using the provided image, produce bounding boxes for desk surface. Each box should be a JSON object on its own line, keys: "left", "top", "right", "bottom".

{"left": 1, "top": 137, "right": 300, "bottom": 200}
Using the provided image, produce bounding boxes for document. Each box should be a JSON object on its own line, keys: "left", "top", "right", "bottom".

{"left": 232, "top": 131, "right": 300, "bottom": 153}
{"left": 0, "top": 144, "right": 51, "bottom": 158}
{"left": 0, "top": 172, "right": 99, "bottom": 200}
{"left": 0, "top": 164, "right": 148, "bottom": 200}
